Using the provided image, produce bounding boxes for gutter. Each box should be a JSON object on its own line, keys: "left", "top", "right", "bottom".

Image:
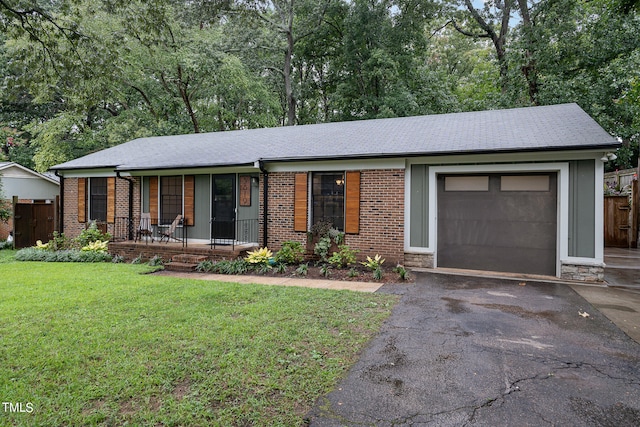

{"left": 54, "top": 170, "right": 64, "bottom": 233}
{"left": 116, "top": 171, "right": 135, "bottom": 240}
{"left": 258, "top": 160, "right": 268, "bottom": 248}
{"left": 256, "top": 144, "right": 623, "bottom": 164}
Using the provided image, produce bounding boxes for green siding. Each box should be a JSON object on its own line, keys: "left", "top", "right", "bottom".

{"left": 410, "top": 164, "right": 429, "bottom": 248}
{"left": 237, "top": 174, "right": 260, "bottom": 244}
{"left": 188, "top": 175, "right": 211, "bottom": 239}
{"left": 568, "top": 160, "right": 596, "bottom": 257}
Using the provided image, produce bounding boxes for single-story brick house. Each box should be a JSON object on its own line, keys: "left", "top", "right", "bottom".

{"left": 50, "top": 103, "right": 619, "bottom": 281}
{"left": 0, "top": 162, "right": 60, "bottom": 242}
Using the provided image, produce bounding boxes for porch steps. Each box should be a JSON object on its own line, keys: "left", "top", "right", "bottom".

{"left": 165, "top": 254, "right": 209, "bottom": 272}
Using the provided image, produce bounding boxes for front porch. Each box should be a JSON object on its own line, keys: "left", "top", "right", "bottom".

{"left": 108, "top": 240, "right": 258, "bottom": 264}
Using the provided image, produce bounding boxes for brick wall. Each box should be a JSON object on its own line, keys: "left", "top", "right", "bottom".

{"left": 63, "top": 178, "right": 83, "bottom": 239}
{"left": 63, "top": 176, "right": 139, "bottom": 239}
{"left": 262, "top": 169, "right": 405, "bottom": 264}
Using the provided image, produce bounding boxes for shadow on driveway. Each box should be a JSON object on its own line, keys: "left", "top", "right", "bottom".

{"left": 307, "top": 272, "right": 640, "bottom": 426}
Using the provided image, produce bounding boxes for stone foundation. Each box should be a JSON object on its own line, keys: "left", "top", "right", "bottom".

{"left": 560, "top": 262, "right": 605, "bottom": 282}
{"left": 404, "top": 252, "right": 434, "bottom": 269}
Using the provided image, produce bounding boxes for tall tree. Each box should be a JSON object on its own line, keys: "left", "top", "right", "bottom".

{"left": 235, "top": 0, "right": 334, "bottom": 126}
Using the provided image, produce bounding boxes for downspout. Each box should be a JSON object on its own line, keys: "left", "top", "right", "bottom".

{"left": 54, "top": 170, "right": 64, "bottom": 233}
{"left": 116, "top": 171, "right": 135, "bottom": 241}
{"left": 258, "top": 160, "right": 268, "bottom": 248}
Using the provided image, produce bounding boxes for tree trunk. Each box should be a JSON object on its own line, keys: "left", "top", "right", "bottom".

{"left": 284, "top": 17, "right": 296, "bottom": 126}
{"left": 517, "top": 0, "right": 539, "bottom": 104}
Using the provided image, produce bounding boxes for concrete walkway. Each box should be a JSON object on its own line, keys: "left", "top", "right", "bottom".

{"left": 604, "top": 247, "right": 640, "bottom": 289}
{"left": 155, "top": 271, "right": 385, "bottom": 293}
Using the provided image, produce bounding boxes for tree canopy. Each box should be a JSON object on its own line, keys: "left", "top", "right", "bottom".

{"left": 1, "top": 0, "right": 638, "bottom": 171}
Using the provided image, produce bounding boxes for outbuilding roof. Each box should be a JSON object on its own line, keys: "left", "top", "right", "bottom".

{"left": 51, "top": 103, "right": 619, "bottom": 172}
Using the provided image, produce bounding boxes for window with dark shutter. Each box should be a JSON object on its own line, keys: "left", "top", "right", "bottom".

{"left": 89, "top": 177, "right": 107, "bottom": 222}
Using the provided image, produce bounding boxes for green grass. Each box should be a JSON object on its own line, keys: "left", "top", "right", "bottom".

{"left": 0, "top": 250, "right": 397, "bottom": 426}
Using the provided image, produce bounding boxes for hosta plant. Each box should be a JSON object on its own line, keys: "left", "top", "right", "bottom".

{"left": 361, "top": 254, "right": 385, "bottom": 270}
{"left": 81, "top": 240, "right": 109, "bottom": 252}
{"left": 245, "top": 247, "right": 273, "bottom": 265}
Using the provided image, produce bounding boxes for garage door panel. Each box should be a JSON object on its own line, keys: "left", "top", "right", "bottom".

{"left": 438, "top": 245, "right": 556, "bottom": 274}
{"left": 437, "top": 173, "right": 557, "bottom": 276}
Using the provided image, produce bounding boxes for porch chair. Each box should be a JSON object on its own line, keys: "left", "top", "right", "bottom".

{"left": 135, "top": 213, "right": 154, "bottom": 243}
{"left": 159, "top": 215, "right": 183, "bottom": 243}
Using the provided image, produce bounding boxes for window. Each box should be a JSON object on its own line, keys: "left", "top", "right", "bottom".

{"left": 444, "top": 176, "right": 489, "bottom": 192}
{"left": 89, "top": 178, "right": 107, "bottom": 222}
{"left": 160, "top": 176, "right": 182, "bottom": 224}
{"left": 312, "top": 172, "right": 345, "bottom": 231}
{"left": 500, "top": 175, "right": 550, "bottom": 191}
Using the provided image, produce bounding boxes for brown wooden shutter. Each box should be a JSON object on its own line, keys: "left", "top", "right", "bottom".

{"left": 149, "top": 176, "right": 158, "bottom": 225}
{"left": 294, "top": 173, "right": 308, "bottom": 232}
{"left": 107, "top": 177, "right": 116, "bottom": 224}
{"left": 184, "top": 175, "right": 195, "bottom": 226}
{"left": 345, "top": 171, "right": 360, "bottom": 234}
{"left": 77, "top": 178, "right": 87, "bottom": 223}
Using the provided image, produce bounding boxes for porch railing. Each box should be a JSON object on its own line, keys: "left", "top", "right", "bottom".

{"left": 210, "top": 218, "right": 259, "bottom": 250}
{"left": 114, "top": 216, "right": 188, "bottom": 247}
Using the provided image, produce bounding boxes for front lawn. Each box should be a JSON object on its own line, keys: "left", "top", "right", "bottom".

{"left": 0, "top": 252, "right": 397, "bottom": 426}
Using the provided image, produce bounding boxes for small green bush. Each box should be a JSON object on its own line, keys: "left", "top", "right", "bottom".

{"left": 314, "top": 236, "right": 332, "bottom": 261}
{"left": 295, "top": 263, "right": 308, "bottom": 276}
{"left": 393, "top": 265, "right": 409, "bottom": 281}
{"left": 320, "top": 264, "right": 332, "bottom": 277}
{"left": 15, "top": 248, "right": 112, "bottom": 263}
{"left": 196, "top": 260, "right": 214, "bottom": 272}
{"left": 148, "top": 255, "right": 164, "bottom": 267}
{"left": 76, "top": 222, "right": 112, "bottom": 247}
{"left": 328, "top": 245, "right": 359, "bottom": 268}
{"left": 213, "top": 259, "right": 250, "bottom": 275}
{"left": 274, "top": 241, "right": 305, "bottom": 264}
{"left": 274, "top": 263, "right": 288, "bottom": 274}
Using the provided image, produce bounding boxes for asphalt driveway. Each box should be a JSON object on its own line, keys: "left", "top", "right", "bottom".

{"left": 307, "top": 272, "right": 640, "bottom": 426}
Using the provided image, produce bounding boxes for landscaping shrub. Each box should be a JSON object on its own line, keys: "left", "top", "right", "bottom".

{"left": 295, "top": 263, "right": 309, "bottom": 276}
{"left": 15, "top": 248, "right": 112, "bottom": 263}
{"left": 196, "top": 260, "right": 214, "bottom": 272}
{"left": 76, "top": 222, "right": 112, "bottom": 247}
{"left": 309, "top": 220, "right": 345, "bottom": 261}
{"left": 245, "top": 247, "right": 273, "bottom": 265}
{"left": 393, "top": 265, "right": 409, "bottom": 281}
{"left": 328, "top": 245, "right": 359, "bottom": 268}
{"left": 274, "top": 240, "right": 305, "bottom": 264}
{"left": 213, "top": 259, "right": 250, "bottom": 275}
{"left": 148, "top": 255, "right": 164, "bottom": 267}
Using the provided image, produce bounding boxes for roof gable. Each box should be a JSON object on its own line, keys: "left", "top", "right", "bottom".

{"left": 0, "top": 162, "right": 60, "bottom": 184}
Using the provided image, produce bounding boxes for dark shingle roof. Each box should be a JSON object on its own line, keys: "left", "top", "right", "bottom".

{"left": 51, "top": 103, "right": 619, "bottom": 172}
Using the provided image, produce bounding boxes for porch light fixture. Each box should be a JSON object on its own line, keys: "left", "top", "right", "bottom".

{"left": 600, "top": 152, "right": 617, "bottom": 162}
{"left": 251, "top": 176, "right": 259, "bottom": 186}
{"left": 335, "top": 178, "right": 345, "bottom": 186}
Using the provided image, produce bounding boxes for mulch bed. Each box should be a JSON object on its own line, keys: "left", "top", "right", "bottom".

{"left": 245, "top": 264, "right": 414, "bottom": 284}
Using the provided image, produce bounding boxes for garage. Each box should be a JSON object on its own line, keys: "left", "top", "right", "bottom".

{"left": 437, "top": 173, "right": 557, "bottom": 276}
